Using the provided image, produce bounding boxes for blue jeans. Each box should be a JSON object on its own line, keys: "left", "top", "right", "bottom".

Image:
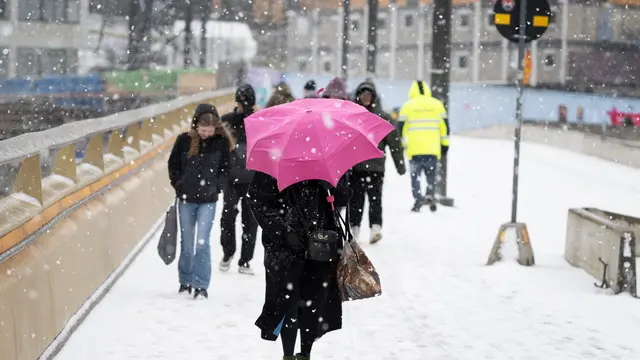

{"left": 178, "top": 201, "right": 217, "bottom": 290}
{"left": 409, "top": 155, "right": 438, "bottom": 201}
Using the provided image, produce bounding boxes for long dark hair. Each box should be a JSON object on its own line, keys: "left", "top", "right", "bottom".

{"left": 188, "top": 113, "right": 236, "bottom": 156}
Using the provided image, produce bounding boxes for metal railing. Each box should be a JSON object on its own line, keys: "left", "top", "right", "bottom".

{"left": 0, "top": 87, "right": 235, "bottom": 258}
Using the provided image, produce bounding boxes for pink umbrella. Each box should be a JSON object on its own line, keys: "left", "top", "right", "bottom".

{"left": 245, "top": 98, "right": 394, "bottom": 191}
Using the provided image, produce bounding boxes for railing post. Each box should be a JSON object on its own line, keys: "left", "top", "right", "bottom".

{"left": 107, "top": 130, "right": 125, "bottom": 159}
{"left": 83, "top": 134, "right": 105, "bottom": 171}
{"left": 53, "top": 144, "right": 77, "bottom": 182}
{"left": 13, "top": 155, "right": 43, "bottom": 205}
{"left": 139, "top": 119, "right": 153, "bottom": 145}
{"left": 124, "top": 123, "right": 141, "bottom": 152}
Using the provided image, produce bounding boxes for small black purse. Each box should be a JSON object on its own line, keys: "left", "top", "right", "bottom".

{"left": 306, "top": 228, "right": 341, "bottom": 262}
{"left": 288, "top": 187, "right": 347, "bottom": 262}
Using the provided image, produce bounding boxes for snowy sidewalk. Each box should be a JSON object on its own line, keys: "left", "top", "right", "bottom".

{"left": 54, "top": 137, "right": 640, "bottom": 360}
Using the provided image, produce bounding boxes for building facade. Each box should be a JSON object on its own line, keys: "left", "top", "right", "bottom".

{"left": 279, "top": 0, "right": 640, "bottom": 91}
{"left": 0, "top": 0, "right": 90, "bottom": 80}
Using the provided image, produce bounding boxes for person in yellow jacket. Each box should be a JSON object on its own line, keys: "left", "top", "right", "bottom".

{"left": 399, "top": 81, "right": 450, "bottom": 212}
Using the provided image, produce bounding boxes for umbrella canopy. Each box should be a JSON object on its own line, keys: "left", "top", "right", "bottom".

{"left": 245, "top": 98, "right": 394, "bottom": 191}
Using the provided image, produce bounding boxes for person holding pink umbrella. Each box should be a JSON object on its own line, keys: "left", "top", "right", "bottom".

{"left": 245, "top": 98, "right": 393, "bottom": 359}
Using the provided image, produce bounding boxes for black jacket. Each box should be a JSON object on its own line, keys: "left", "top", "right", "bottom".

{"left": 221, "top": 108, "right": 255, "bottom": 184}
{"left": 168, "top": 133, "right": 230, "bottom": 203}
{"left": 352, "top": 81, "right": 406, "bottom": 174}
{"left": 248, "top": 172, "right": 350, "bottom": 342}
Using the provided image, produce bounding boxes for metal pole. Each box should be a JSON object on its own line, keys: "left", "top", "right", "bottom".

{"left": 431, "top": 0, "right": 453, "bottom": 205}
{"left": 511, "top": 0, "right": 528, "bottom": 223}
{"left": 366, "top": 0, "right": 378, "bottom": 75}
{"left": 341, "top": 0, "right": 350, "bottom": 80}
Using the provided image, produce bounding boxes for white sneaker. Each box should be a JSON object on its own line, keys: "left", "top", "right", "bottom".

{"left": 219, "top": 257, "right": 232, "bottom": 272}
{"left": 351, "top": 226, "right": 360, "bottom": 241}
{"left": 238, "top": 263, "right": 255, "bottom": 275}
{"left": 370, "top": 224, "right": 382, "bottom": 244}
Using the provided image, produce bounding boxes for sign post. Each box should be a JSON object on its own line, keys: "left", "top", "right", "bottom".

{"left": 523, "top": 49, "right": 532, "bottom": 86}
{"left": 486, "top": 0, "right": 550, "bottom": 267}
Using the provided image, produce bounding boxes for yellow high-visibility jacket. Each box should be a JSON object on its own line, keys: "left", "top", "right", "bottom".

{"left": 399, "top": 81, "right": 449, "bottom": 160}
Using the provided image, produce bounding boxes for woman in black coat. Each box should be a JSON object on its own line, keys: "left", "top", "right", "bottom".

{"left": 247, "top": 171, "right": 350, "bottom": 360}
{"left": 168, "top": 104, "right": 236, "bottom": 299}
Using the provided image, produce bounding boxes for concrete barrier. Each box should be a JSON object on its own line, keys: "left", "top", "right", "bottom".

{"left": 0, "top": 89, "right": 235, "bottom": 360}
{"left": 460, "top": 124, "right": 640, "bottom": 169}
{"left": 564, "top": 208, "right": 638, "bottom": 297}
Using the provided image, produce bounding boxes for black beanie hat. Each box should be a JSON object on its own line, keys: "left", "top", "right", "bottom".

{"left": 235, "top": 83, "right": 256, "bottom": 108}
{"left": 304, "top": 80, "right": 316, "bottom": 91}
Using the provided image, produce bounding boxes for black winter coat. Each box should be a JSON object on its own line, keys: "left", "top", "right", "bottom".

{"left": 248, "top": 172, "right": 350, "bottom": 342}
{"left": 352, "top": 85, "right": 405, "bottom": 174}
{"left": 168, "top": 133, "right": 230, "bottom": 203}
{"left": 221, "top": 109, "right": 255, "bottom": 184}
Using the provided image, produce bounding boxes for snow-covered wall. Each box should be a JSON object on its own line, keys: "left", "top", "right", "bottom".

{"left": 459, "top": 123, "right": 640, "bottom": 169}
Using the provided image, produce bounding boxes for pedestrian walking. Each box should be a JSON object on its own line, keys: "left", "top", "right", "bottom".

{"left": 398, "top": 81, "right": 449, "bottom": 212}
{"left": 168, "top": 104, "right": 236, "bottom": 299}
{"left": 349, "top": 80, "right": 406, "bottom": 243}
{"left": 219, "top": 84, "right": 260, "bottom": 275}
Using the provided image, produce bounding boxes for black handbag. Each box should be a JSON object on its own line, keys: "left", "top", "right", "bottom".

{"left": 306, "top": 228, "right": 342, "bottom": 262}
{"left": 288, "top": 186, "right": 349, "bottom": 262}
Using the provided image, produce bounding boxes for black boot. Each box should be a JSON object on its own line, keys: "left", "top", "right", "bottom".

{"left": 193, "top": 288, "right": 208, "bottom": 299}
{"left": 178, "top": 284, "right": 192, "bottom": 295}
{"left": 411, "top": 198, "right": 423, "bottom": 212}
{"left": 424, "top": 195, "right": 437, "bottom": 212}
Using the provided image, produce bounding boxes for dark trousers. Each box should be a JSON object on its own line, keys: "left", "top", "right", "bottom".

{"left": 280, "top": 301, "right": 314, "bottom": 356}
{"left": 348, "top": 171, "right": 384, "bottom": 228}
{"left": 410, "top": 155, "right": 438, "bottom": 200}
{"left": 220, "top": 181, "right": 258, "bottom": 265}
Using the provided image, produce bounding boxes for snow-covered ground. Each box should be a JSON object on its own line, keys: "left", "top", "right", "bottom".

{"left": 54, "top": 136, "right": 640, "bottom": 360}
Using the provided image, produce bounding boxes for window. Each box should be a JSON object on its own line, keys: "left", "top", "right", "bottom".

{"left": 43, "top": 0, "right": 66, "bottom": 23}
{"left": 377, "top": 16, "right": 387, "bottom": 30}
{"left": 19, "top": 0, "right": 41, "bottom": 21}
{"left": 66, "top": 48, "right": 78, "bottom": 74}
{"left": 17, "top": 48, "right": 41, "bottom": 77}
{"left": 298, "top": 60, "right": 308, "bottom": 73}
{"left": 459, "top": 14, "right": 471, "bottom": 28}
{"left": 351, "top": 19, "right": 359, "bottom": 32}
{"left": 455, "top": 52, "right": 470, "bottom": 71}
{"left": 323, "top": 60, "right": 332, "bottom": 73}
{"left": 67, "top": 0, "right": 80, "bottom": 22}
{"left": 404, "top": 14, "right": 414, "bottom": 27}
{"left": 543, "top": 51, "right": 556, "bottom": 68}
{"left": 42, "top": 49, "right": 67, "bottom": 75}
{"left": 0, "top": 0, "right": 8, "bottom": 20}
{"left": 457, "top": 10, "right": 472, "bottom": 28}
{"left": 16, "top": 47, "right": 76, "bottom": 77}
{"left": 458, "top": 56, "right": 468, "bottom": 69}
{"left": 19, "top": 0, "right": 80, "bottom": 23}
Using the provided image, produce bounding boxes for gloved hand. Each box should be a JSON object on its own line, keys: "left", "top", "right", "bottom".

{"left": 397, "top": 166, "right": 406, "bottom": 176}
{"left": 441, "top": 145, "right": 449, "bottom": 156}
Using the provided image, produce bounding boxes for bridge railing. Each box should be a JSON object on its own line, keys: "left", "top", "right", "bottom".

{"left": 0, "top": 88, "right": 235, "bottom": 262}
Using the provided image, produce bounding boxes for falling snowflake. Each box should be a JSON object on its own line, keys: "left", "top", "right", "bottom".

{"left": 269, "top": 148, "right": 283, "bottom": 161}
{"left": 322, "top": 112, "right": 335, "bottom": 129}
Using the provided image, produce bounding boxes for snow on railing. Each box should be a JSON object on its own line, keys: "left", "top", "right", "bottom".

{"left": 0, "top": 88, "right": 235, "bottom": 166}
